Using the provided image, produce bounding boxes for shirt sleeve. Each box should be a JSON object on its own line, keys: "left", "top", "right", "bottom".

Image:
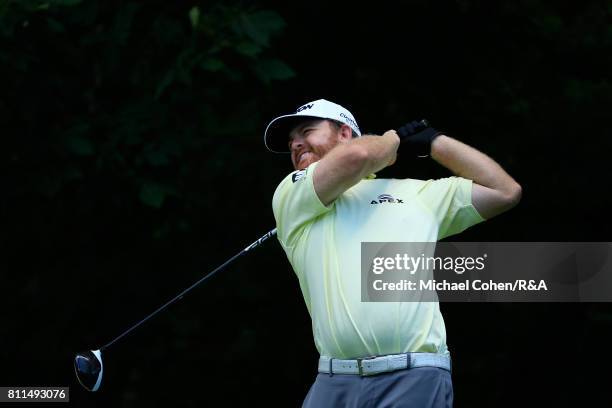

{"left": 416, "top": 176, "right": 486, "bottom": 240}
{"left": 272, "top": 162, "right": 333, "bottom": 248}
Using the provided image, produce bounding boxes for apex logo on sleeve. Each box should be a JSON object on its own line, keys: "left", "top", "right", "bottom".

{"left": 371, "top": 194, "right": 404, "bottom": 204}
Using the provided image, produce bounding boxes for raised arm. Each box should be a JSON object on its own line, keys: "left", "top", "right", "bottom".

{"left": 314, "top": 131, "right": 399, "bottom": 206}
{"left": 430, "top": 135, "right": 522, "bottom": 219}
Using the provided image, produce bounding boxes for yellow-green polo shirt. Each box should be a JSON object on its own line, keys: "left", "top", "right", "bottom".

{"left": 272, "top": 161, "right": 485, "bottom": 359}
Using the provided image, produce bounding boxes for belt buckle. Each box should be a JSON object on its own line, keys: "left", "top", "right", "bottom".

{"left": 356, "top": 356, "right": 377, "bottom": 376}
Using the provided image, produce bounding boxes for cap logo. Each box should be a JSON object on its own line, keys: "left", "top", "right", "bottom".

{"left": 340, "top": 112, "right": 360, "bottom": 132}
{"left": 296, "top": 103, "right": 314, "bottom": 113}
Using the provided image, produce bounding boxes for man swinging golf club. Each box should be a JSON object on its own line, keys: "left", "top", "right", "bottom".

{"left": 265, "top": 99, "right": 521, "bottom": 407}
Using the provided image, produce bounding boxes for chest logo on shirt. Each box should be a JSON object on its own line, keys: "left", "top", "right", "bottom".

{"left": 370, "top": 194, "right": 404, "bottom": 204}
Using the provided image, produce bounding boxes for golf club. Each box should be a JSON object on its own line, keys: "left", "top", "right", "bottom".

{"left": 74, "top": 228, "right": 277, "bottom": 392}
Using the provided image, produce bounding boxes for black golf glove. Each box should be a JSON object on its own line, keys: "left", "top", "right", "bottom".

{"left": 396, "top": 119, "right": 442, "bottom": 158}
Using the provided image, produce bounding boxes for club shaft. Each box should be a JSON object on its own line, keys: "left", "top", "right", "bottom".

{"left": 99, "top": 228, "right": 277, "bottom": 352}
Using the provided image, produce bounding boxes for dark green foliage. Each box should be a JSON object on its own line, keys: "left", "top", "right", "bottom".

{"left": 1, "top": 0, "right": 293, "bottom": 217}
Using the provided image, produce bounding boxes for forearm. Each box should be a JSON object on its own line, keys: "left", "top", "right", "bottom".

{"left": 313, "top": 131, "right": 399, "bottom": 205}
{"left": 431, "top": 135, "right": 520, "bottom": 195}
{"left": 349, "top": 131, "right": 400, "bottom": 177}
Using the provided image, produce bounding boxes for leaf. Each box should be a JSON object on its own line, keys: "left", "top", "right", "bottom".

{"left": 252, "top": 59, "right": 295, "bottom": 84}
{"left": 46, "top": 17, "right": 65, "bottom": 33}
{"left": 139, "top": 182, "right": 174, "bottom": 208}
{"left": 155, "top": 70, "right": 175, "bottom": 99}
{"left": 201, "top": 57, "right": 225, "bottom": 72}
{"left": 145, "top": 151, "right": 169, "bottom": 167}
{"left": 240, "top": 10, "right": 285, "bottom": 47}
{"left": 50, "top": 0, "right": 83, "bottom": 6}
{"left": 112, "top": 2, "right": 141, "bottom": 45}
{"left": 235, "top": 41, "right": 261, "bottom": 57}
{"left": 530, "top": 14, "right": 563, "bottom": 35}
{"left": 189, "top": 6, "right": 200, "bottom": 28}
{"left": 63, "top": 136, "right": 94, "bottom": 156}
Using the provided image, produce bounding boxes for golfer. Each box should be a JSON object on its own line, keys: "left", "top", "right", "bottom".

{"left": 265, "top": 99, "right": 521, "bottom": 407}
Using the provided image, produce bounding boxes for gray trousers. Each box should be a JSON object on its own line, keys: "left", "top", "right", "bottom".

{"left": 302, "top": 367, "right": 453, "bottom": 408}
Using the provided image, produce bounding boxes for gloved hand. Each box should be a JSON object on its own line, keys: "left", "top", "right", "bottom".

{"left": 396, "top": 119, "right": 442, "bottom": 158}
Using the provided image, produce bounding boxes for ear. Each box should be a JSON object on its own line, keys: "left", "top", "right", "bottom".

{"left": 337, "top": 123, "right": 353, "bottom": 143}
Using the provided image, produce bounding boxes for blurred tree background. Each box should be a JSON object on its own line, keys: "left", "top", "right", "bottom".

{"left": 1, "top": 0, "right": 611, "bottom": 406}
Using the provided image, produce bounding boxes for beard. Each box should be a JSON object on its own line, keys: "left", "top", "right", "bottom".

{"left": 293, "top": 138, "right": 340, "bottom": 170}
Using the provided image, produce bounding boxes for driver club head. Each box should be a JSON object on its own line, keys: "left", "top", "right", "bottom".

{"left": 74, "top": 349, "right": 103, "bottom": 392}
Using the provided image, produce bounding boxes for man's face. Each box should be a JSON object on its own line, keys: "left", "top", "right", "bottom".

{"left": 288, "top": 119, "right": 344, "bottom": 170}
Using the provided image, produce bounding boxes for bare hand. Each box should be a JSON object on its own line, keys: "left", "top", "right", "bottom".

{"left": 382, "top": 130, "right": 399, "bottom": 166}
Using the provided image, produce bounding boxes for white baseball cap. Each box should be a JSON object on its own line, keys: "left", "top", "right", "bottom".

{"left": 264, "top": 99, "right": 361, "bottom": 153}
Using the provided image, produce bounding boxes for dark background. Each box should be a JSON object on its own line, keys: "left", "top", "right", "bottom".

{"left": 2, "top": 0, "right": 611, "bottom": 406}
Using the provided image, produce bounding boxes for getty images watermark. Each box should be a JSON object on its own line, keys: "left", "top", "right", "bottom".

{"left": 361, "top": 242, "right": 612, "bottom": 302}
